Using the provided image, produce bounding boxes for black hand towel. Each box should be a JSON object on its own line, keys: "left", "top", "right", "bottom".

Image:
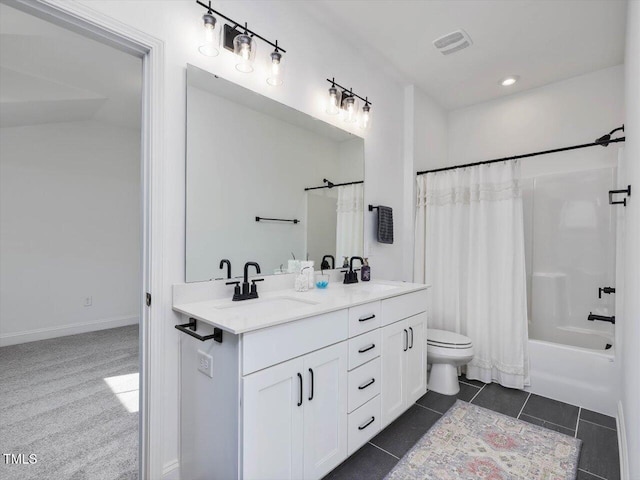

{"left": 377, "top": 206, "right": 394, "bottom": 244}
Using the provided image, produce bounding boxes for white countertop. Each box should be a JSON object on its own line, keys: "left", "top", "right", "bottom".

{"left": 173, "top": 279, "right": 429, "bottom": 334}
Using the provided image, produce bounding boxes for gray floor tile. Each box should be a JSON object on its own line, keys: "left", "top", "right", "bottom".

{"left": 322, "top": 443, "right": 397, "bottom": 480}
{"left": 519, "top": 413, "right": 576, "bottom": 436}
{"left": 580, "top": 409, "right": 617, "bottom": 430}
{"left": 370, "top": 404, "right": 441, "bottom": 458}
{"left": 416, "top": 382, "right": 479, "bottom": 414}
{"left": 521, "top": 394, "right": 579, "bottom": 430}
{"left": 470, "top": 382, "right": 529, "bottom": 417}
{"left": 459, "top": 373, "right": 486, "bottom": 387}
{"left": 577, "top": 420, "right": 620, "bottom": 480}
{"left": 577, "top": 469, "right": 607, "bottom": 480}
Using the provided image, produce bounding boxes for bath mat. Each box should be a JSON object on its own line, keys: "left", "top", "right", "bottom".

{"left": 384, "top": 400, "right": 581, "bottom": 480}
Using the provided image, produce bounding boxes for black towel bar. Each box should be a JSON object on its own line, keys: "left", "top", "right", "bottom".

{"left": 175, "top": 318, "right": 223, "bottom": 343}
{"left": 255, "top": 216, "right": 300, "bottom": 224}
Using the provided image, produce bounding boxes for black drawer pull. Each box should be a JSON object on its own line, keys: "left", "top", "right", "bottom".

{"left": 358, "top": 314, "right": 376, "bottom": 322}
{"left": 358, "top": 378, "right": 375, "bottom": 390}
{"left": 403, "top": 329, "right": 408, "bottom": 351}
{"left": 409, "top": 327, "right": 414, "bottom": 349}
{"left": 358, "top": 343, "right": 376, "bottom": 353}
{"left": 297, "top": 373, "right": 303, "bottom": 407}
{"left": 358, "top": 416, "right": 375, "bottom": 430}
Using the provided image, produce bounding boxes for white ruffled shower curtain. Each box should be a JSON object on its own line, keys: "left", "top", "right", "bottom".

{"left": 336, "top": 183, "right": 364, "bottom": 262}
{"left": 414, "top": 161, "right": 530, "bottom": 389}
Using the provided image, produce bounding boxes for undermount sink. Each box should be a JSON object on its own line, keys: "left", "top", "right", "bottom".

{"left": 344, "top": 283, "right": 400, "bottom": 294}
{"left": 214, "top": 296, "right": 318, "bottom": 318}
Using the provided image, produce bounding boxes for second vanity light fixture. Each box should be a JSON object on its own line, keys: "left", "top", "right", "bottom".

{"left": 325, "top": 78, "right": 372, "bottom": 131}
{"left": 196, "top": 1, "right": 286, "bottom": 85}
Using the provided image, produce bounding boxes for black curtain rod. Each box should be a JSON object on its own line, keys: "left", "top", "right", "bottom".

{"left": 417, "top": 137, "right": 625, "bottom": 176}
{"left": 304, "top": 180, "right": 363, "bottom": 191}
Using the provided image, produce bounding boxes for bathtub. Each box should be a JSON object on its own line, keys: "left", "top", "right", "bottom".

{"left": 526, "top": 338, "right": 620, "bottom": 416}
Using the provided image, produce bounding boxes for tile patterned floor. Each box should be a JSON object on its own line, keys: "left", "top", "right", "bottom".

{"left": 324, "top": 376, "right": 620, "bottom": 480}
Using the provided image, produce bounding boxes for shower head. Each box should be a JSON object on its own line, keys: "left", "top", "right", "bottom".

{"left": 596, "top": 125, "right": 624, "bottom": 147}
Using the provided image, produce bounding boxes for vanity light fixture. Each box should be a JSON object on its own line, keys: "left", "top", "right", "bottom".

{"left": 195, "top": 1, "right": 286, "bottom": 83}
{"left": 325, "top": 78, "right": 372, "bottom": 128}
{"left": 266, "top": 41, "right": 284, "bottom": 86}
{"left": 234, "top": 23, "right": 256, "bottom": 73}
{"left": 500, "top": 75, "right": 519, "bottom": 86}
{"left": 198, "top": 3, "right": 220, "bottom": 57}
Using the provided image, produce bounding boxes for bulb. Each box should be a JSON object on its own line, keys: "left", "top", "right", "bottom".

{"left": 234, "top": 33, "right": 255, "bottom": 73}
{"left": 326, "top": 86, "right": 340, "bottom": 115}
{"left": 198, "top": 13, "right": 219, "bottom": 57}
{"left": 360, "top": 105, "right": 371, "bottom": 131}
{"left": 342, "top": 95, "right": 358, "bottom": 123}
{"left": 267, "top": 51, "right": 283, "bottom": 86}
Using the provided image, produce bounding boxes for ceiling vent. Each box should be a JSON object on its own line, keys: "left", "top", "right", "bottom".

{"left": 433, "top": 29, "right": 473, "bottom": 55}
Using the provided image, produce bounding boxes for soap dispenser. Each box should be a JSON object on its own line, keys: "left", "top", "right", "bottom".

{"left": 342, "top": 256, "right": 349, "bottom": 268}
{"left": 361, "top": 258, "right": 371, "bottom": 282}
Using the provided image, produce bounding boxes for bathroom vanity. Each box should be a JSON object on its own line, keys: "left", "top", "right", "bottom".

{"left": 173, "top": 277, "right": 429, "bottom": 480}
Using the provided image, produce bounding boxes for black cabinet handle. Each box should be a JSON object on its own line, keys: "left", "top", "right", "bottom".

{"left": 297, "top": 373, "right": 303, "bottom": 406}
{"left": 409, "top": 327, "right": 414, "bottom": 349}
{"left": 308, "top": 368, "right": 314, "bottom": 401}
{"left": 358, "top": 314, "right": 376, "bottom": 322}
{"left": 358, "top": 343, "right": 376, "bottom": 353}
{"left": 358, "top": 416, "right": 375, "bottom": 430}
{"left": 358, "top": 378, "right": 375, "bottom": 390}
{"left": 403, "top": 329, "right": 408, "bottom": 351}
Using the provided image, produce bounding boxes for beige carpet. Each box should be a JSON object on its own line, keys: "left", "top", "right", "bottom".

{"left": 0, "top": 325, "right": 139, "bottom": 480}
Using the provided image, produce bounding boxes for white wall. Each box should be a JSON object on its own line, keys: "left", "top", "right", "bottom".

{"left": 0, "top": 120, "right": 140, "bottom": 345}
{"left": 447, "top": 65, "right": 624, "bottom": 178}
{"left": 71, "top": 0, "right": 406, "bottom": 475}
{"left": 621, "top": 1, "right": 640, "bottom": 478}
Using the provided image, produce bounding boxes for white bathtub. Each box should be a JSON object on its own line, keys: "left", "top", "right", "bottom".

{"left": 526, "top": 338, "right": 620, "bottom": 416}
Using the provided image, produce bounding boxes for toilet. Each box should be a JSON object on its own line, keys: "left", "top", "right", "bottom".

{"left": 427, "top": 329, "right": 474, "bottom": 395}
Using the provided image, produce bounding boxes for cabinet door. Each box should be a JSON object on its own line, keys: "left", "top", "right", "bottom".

{"left": 243, "top": 357, "right": 304, "bottom": 480}
{"left": 302, "top": 342, "right": 348, "bottom": 480}
{"left": 405, "top": 313, "right": 427, "bottom": 405}
{"left": 381, "top": 320, "right": 408, "bottom": 427}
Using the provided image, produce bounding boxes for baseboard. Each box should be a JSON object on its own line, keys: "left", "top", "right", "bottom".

{"left": 0, "top": 315, "right": 139, "bottom": 347}
{"left": 617, "top": 400, "right": 629, "bottom": 480}
{"left": 162, "top": 460, "right": 180, "bottom": 480}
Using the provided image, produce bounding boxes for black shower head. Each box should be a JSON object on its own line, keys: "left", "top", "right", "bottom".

{"left": 596, "top": 125, "right": 624, "bottom": 147}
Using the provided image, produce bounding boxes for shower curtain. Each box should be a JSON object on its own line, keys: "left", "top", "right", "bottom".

{"left": 336, "top": 183, "right": 364, "bottom": 263}
{"left": 414, "top": 161, "right": 530, "bottom": 388}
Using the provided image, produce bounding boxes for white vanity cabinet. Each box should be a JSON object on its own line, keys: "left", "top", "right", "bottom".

{"left": 175, "top": 282, "right": 428, "bottom": 480}
{"left": 243, "top": 342, "right": 348, "bottom": 480}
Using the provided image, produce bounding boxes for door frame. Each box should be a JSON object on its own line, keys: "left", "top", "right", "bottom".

{"left": 2, "top": 0, "right": 166, "bottom": 478}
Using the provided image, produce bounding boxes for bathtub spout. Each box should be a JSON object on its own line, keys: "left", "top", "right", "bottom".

{"left": 587, "top": 312, "right": 616, "bottom": 324}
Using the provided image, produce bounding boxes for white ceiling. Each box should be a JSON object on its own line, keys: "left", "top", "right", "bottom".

{"left": 0, "top": 3, "right": 141, "bottom": 129}
{"left": 302, "top": 0, "right": 627, "bottom": 110}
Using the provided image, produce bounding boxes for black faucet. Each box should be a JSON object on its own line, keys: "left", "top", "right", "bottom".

{"left": 321, "top": 255, "right": 335, "bottom": 270}
{"left": 219, "top": 259, "right": 232, "bottom": 279}
{"left": 228, "top": 262, "right": 262, "bottom": 301}
{"left": 344, "top": 256, "right": 364, "bottom": 284}
{"left": 588, "top": 312, "right": 615, "bottom": 324}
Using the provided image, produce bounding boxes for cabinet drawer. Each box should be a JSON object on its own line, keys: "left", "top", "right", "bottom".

{"left": 242, "top": 310, "right": 348, "bottom": 375}
{"left": 381, "top": 290, "right": 427, "bottom": 326}
{"left": 347, "top": 357, "right": 381, "bottom": 413}
{"left": 347, "top": 395, "right": 381, "bottom": 456}
{"left": 348, "top": 329, "right": 381, "bottom": 371}
{"left": 348, "top": 301, "right": 381, "bottom": 337}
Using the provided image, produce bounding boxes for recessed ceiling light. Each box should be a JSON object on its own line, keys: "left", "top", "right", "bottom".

{"left": 501, "top": 76, "right": 519, "bottom": 86}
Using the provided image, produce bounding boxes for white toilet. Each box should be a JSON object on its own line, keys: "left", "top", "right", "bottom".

{"left": 427, "top": 329, "right": 474, "bottom": 395}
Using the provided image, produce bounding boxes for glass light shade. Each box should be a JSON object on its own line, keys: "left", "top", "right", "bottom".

{"left": 326, "top": 86, "right": 340, "bottom": 115}
{"left": 360, "top": 104, "right": 372, "bottom": 131}
{"left": 341, "top": 94, "right": 359, "bottom": 123}
{"left": 266, "top": 51, "right": 284, "bottom": 86}
{"left": 234, "top": 33, "right": 256, "bottom": 73}
{"left": 198, "top": 14, "right": 219, "bottom": 57}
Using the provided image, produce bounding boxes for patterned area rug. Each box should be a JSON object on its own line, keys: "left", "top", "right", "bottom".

{"left": 385, "top": 400, "right": 581, "bottom": 480}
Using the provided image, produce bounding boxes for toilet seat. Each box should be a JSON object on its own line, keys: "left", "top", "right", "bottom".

{"left": 427, "top": 329, "right": 472, "bottom": 349}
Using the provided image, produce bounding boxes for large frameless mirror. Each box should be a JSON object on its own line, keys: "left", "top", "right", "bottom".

{"left": 185, "top": 64, "right": 365, "bottom": 282}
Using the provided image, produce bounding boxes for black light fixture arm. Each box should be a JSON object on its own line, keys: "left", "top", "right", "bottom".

{"left": 304, "top": 179, "right": 364, "bottom": 191}
{"left": 326, "top": 78, "right": 372, "bottom": 106}
{"left": 196, "top": 0, "right": 286, "bottom": 52}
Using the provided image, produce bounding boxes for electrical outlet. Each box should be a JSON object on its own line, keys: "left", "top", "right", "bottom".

{"left": 84, "top": 296, "right": 92, "bottom": 307}
{"left": 197, "top": 350, "right": 213, "bottom": 378}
